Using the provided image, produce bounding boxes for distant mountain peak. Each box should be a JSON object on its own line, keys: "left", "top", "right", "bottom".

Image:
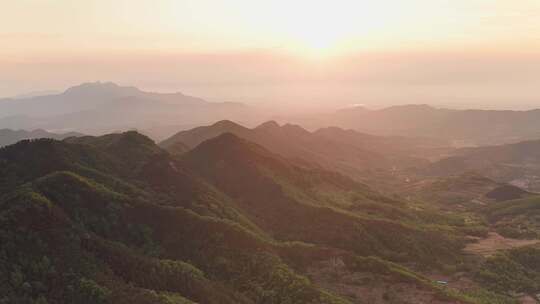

{"left": 336, "top": 105, "right": 370, "bottom": 115}
{"left": 254, "top": 121, "right": 309, "bottom": 136}
{"left": 186, "top": 131, "right": 284, "bottom": 169}
{"left": 255, "top": 120, "right": 281, "bottom": 130}
{"left": 382, "top": 104, "right": 437, "bottom": 112}
{"left": 67, "top": 130, "right": 155, "bottom": 147}
{"left": 211, "top": 120, "right": 243, "bottom": 129}
{"left": 116, "top": 129, "right": 154, "bottom": 142}
{"left": 62, "top": 81, "right": 141, "bottom": 97}
{"left": 314, "top": 126, "right": 358, "bottom": 136}
{"left": 281, "top": 123, "right": 311, "bottom": 136}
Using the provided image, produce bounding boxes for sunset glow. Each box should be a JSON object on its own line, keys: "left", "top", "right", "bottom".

{"left": 3, "top": 0, "right": 540, "bottom": 56}
{"left": 1, "top": 0, "right": 540, "bottom": 107}
{"left": 4, "top": 2, "right": 540, "bottom": 303}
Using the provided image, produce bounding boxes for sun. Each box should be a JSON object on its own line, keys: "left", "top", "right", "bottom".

{"left": 279, "top": 2, "right": 372, "bottom": 58}
{"left": 270, "top": 1, "right": 407, "bottom": 58}
{"left": 297, "top": 29, "right": 346, "bottom": 57}
{"left": 286, "top": 19, "right": 353, "bottom": 59}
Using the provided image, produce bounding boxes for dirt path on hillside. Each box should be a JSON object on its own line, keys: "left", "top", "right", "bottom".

{"left": 519, "top": 295, "right": 538, "bottom": 304}
{"left": 464, "top": 232, "right": 540, "bottom": 257}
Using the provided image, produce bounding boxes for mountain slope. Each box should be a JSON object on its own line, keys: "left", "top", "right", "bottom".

{"left": 0, "top": 131, "right": 519, "bottom": 304}
{"left": 161, "top": 120, "right": 440, "bottom": 182}
{"left": 486, "top": 196, "right": 540, "bottom": 239}
{"left": 181, "top": 133, "right": 469, "bottom": 266}
{"left": 0, "top": 133, "right": 354, "bottom": 304}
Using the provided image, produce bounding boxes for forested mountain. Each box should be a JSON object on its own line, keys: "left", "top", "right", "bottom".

{"left": 0, "top": 129, "right": 82, "bottom": 147}
{"left": 0, "top": 131, "right": 522, "bottom": 304}
{"left": 6, "top": 1, "right": 540, "bottom": 303}
{"left": 161, "top": 120, "right": 446, "bottom": 181}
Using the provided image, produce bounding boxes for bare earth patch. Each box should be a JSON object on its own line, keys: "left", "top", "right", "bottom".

{"left": 464, "top": 232, "right": 540, "bottom": 257}
{"left": 307, "top": 260, "right": 462, "bottom": 304}
{"left": 519, "top": 295, "right": 538, "bottom": 304}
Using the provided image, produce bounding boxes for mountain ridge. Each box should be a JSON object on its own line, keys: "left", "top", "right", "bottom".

{"left": 161, "top": 120, "right": 444, "bottom": 182}
{"left": 0, "top": 82, "right": 259, "bottom": 139}
{"left": 293, "top": 104, "right": 540, "bottom": 146}
{"left": 0, "top": 128, "right": 83, "bottom": 147}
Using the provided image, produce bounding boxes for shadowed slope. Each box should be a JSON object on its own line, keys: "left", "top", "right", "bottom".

{"left": 162, "top": 120, "right": 439, "bottom": 183}
{"left": 182, "top": 133, "right": 466, "bottom": 266}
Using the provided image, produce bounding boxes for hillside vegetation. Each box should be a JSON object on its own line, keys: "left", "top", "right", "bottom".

{"left": 0, "top": 132, "right": 524, "bottom": 304}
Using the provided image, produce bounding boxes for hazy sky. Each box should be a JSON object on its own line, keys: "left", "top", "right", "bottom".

{"left": 2, "top": 0, "right": 540, "bottom": 109}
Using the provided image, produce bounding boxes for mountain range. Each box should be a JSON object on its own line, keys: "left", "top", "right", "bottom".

{"left": 291, "top": 104, "right": 540, "bottom": 146}
{"left": 160, "top": 120, "right": 448, "bottom": 183}
{"left": 3, "top": 82, "right": 540, "bottom": 147}
{"left": 0, "top": 128, "right": 82, "bottom": 147}
{"left": 2, "top": 130, "right": 531, "bottom": 304}
{"left": 0, "top": 82, "right": 261, "bottom": 140}
{"left": 3, "top": 82, "right": 540, "bottom": 303}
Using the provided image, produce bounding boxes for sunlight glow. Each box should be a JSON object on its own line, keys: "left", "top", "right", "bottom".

{"left": 268, "top": 1, "right": 409, "bottom": 57}
{"left": 2, "top": 0, "right": 540, "bottom": 58}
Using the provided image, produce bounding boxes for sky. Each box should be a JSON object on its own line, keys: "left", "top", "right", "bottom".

{"left": 1, "top": 0, "right": 540, "bottom": 109}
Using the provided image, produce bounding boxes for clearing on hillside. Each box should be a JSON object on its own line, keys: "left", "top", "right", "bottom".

{"left": 464, "top": 232, "right": 540, "bottom": 257}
